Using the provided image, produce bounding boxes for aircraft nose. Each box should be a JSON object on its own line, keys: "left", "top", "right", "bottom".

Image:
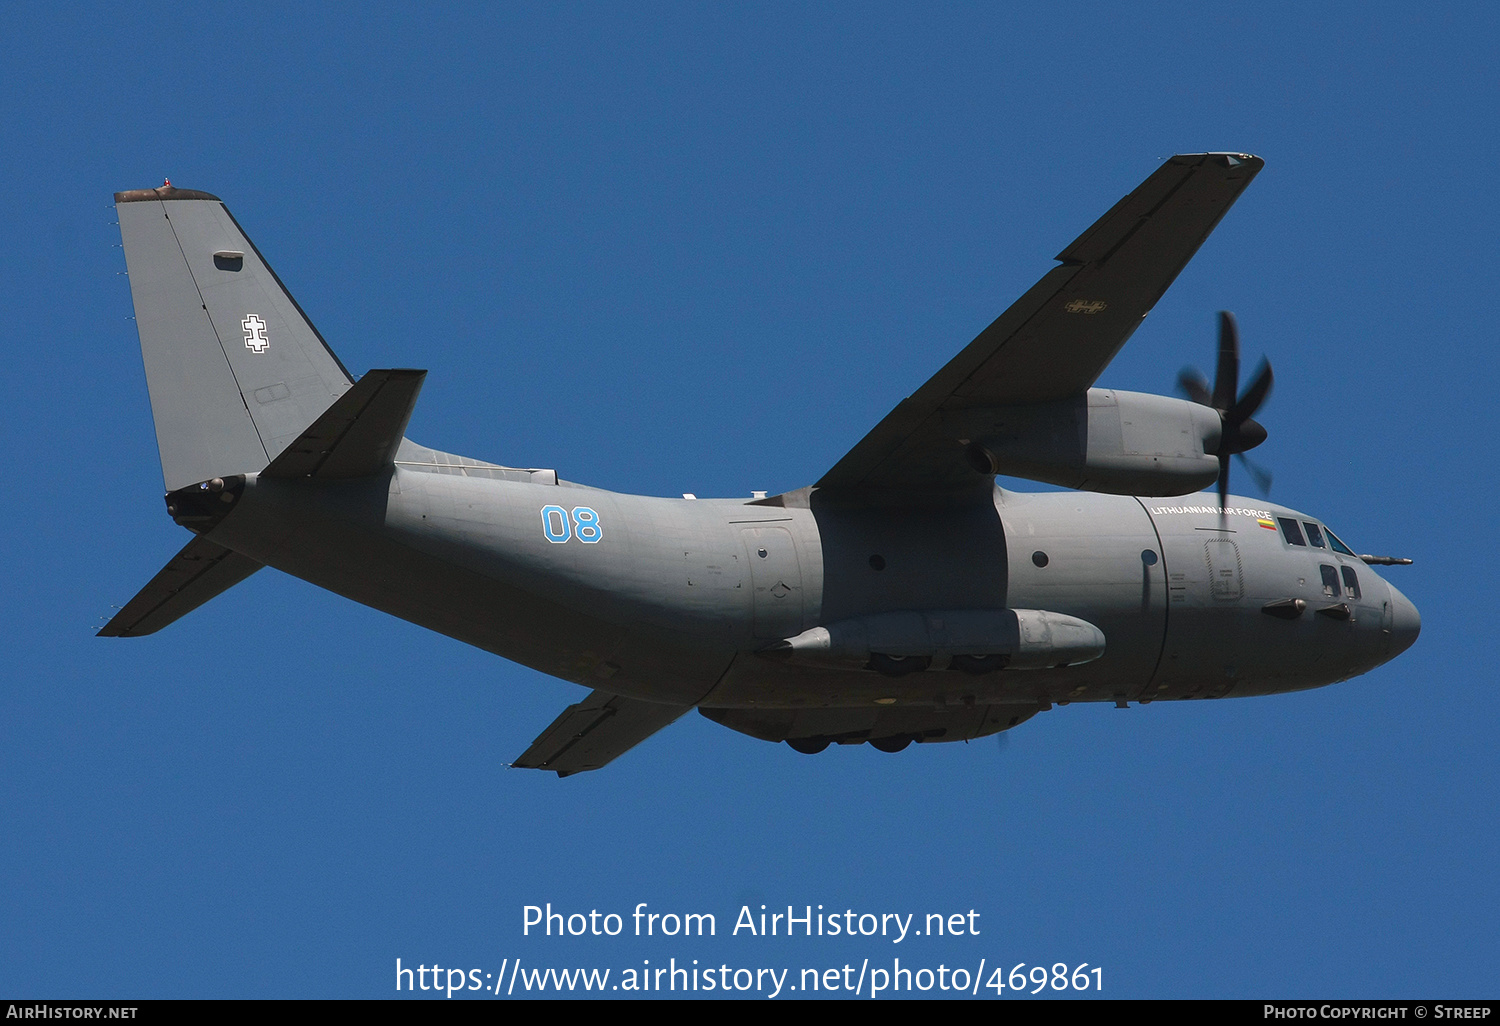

{"left": 1386, "top": 581, "right": 1421, "bottom": 659}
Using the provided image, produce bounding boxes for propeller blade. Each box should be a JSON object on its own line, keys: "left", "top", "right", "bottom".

{"left": 1217, "top": 451, "right": 1230, "bottom": 512}
{"left": 1237, "top": 452, "right": 1273, "bottom": 495}
{"left": 1178, "top": 368, "right": 1212, "bottom": 407}
{"left": 1230, "top": 357, "right": 1274, "bottom": 424}
{"left": 1213, "top": 311, "right": 1240, "bottom": 411}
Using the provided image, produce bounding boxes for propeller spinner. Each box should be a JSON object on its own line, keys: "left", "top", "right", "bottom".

{"left": 1178, "top": 311, "right": 1274, "bottom": 509}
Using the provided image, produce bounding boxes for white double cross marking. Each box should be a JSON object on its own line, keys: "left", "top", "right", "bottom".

{"left": 242, "top": 313, "right": 269, "bottom": 353}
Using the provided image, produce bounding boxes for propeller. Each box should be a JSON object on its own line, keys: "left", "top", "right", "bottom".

{"left": 1177, "top": 311, "right": 1274, "bottom": 510}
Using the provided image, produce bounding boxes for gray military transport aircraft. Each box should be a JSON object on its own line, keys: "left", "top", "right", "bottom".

{"left": 102, "top": 153, "right": 1419, "bottom": 775}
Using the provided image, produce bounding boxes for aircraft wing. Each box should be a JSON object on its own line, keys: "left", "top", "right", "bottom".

{"left": 817, "top": 152, "right": 1263, "bottom": 493}
{"left": 98, "top": 535, "right": 263, "bottom": 637}
{"left": 513, "top": 690, "right": 693, "bottom": 777}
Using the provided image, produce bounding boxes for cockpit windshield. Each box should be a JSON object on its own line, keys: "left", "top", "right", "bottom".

{"left": 1325, "top": 529, "right": 1356, "bottom": 557}
{"left": 1277, "top": 517, "right": 1359, "bottom": 558}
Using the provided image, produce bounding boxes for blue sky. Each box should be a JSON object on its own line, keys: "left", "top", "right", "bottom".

{"left": 2, "top": 3, "right": 1496, "bottom": 998}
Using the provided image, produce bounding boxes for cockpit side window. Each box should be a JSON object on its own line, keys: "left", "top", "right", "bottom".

{"left": 1326, "top": 530, "right": 1356, "bottom": 557}
{"left": 1303, "top": 522, "right": 1326, "bottom": 548}
{"left": 1340, "top": 566, "right": 1361, "bottom": 600}
{"left": 1320, "top": 564, "right": 1340, "bottom": 598}
{"left": 1278, "top": 517, "right": 1306, "bottom": 546}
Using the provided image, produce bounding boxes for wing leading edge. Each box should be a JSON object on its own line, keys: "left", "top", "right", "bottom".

{"left": 817, "top": 153, "right": 1264, "bottom": 494}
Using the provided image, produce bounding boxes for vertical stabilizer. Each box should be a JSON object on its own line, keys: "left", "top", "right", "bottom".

{"left": 115, "top": 184, "right": 354, "bottom": 491}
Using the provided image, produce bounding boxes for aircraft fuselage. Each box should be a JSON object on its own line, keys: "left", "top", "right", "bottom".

{"left": 198, "top": 461, "right": 1418, "bottom": 746}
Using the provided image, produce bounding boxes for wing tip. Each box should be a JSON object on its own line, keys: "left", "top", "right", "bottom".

{"left": 1169, "top": 152, "right": 1265, "bottom": 172}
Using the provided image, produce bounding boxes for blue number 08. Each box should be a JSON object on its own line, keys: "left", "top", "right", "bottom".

{"left": 540, "top": 505, "right": 603, "bottom": 545}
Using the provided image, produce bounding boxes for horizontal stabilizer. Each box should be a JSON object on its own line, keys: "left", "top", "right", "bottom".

{"left": 98, "top": 535, "right": 262, "bottom": 637}
{"left": 261, "top": 368, "right": 426, "bottom": 479}
{"left": 514, "top": 690, "right": 692, "bottom": 777}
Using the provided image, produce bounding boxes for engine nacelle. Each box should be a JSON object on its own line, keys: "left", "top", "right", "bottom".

{"left": 966, "top": 388, "right": 1221, "bottom": 496}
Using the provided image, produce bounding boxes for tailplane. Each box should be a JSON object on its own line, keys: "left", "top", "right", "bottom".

{"left": 98, "top": 536, "right": 262, "bottom": 637}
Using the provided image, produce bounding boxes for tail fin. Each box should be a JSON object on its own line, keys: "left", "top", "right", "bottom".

{"left": 115, "top": 184, "right": 354, "bottom": 491}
